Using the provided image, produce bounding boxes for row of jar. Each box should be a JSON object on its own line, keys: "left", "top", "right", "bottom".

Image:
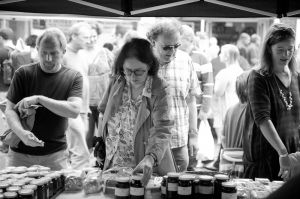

{"left": 161, "top": 172, "right": 236, "bottom": 199}
{"left": 0, "top": 171, "right": 66, "bottom": 199}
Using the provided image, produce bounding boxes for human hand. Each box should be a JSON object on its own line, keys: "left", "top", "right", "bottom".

{"left": 132, "top": 155, "right": 154, "bottom": 186}
{"left": 93, "top": 136, "right": 106, "bottom": 169}
{"left": 278, "top": 154, "right": 291, "bottom": 180}
{"left": 21, "top": 130, "right": 44, "bottom": 147}
{"left": 188, "top": 130, "right": 198, "bottom": 157}
{"left": 15, "top": 96, "right": 39, "bottom": 114}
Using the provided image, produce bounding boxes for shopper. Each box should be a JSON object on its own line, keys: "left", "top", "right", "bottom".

{"left": 243, "top": 23, "right": 300, "bottom": 180}
{"left": 94, "top": 38, "right": 176, "bottom": 186}
{"left": 5, "top": 28, "right": 83, "bottom": 170}
{"left": 147, "top": 18, "right": 200, "bottom": 171}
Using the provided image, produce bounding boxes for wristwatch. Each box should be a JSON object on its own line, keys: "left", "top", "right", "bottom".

{"left": 146, "top": 152, "right": 158, "bottom": 167}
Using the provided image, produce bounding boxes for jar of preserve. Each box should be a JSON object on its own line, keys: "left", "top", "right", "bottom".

{"left": 194, "top": 175, "right": 213, "bottom": 199}
{"left": 42, "top": 177, "right": 52, "bottom": 198}
{"left": 115, "top": 176, "right": 130, "bottom": 199}
{"left": 22, "top": 185, "right": 37, "bottom": 199}
{"left": 130, "top": 175, "right": 144, "bottom": 199}
{"left": 177, "top": 174, "right": 194, "bottom": 199}
{"left": 31, "top": 180, "right": 46, "bottom": 199}
{"left": 167, "top": 172, "right": 180, "bottom": 199}
{"left": 213, "top": 174, "right": 229, "bottom": 199}
{"left": 3, "top": 192, "right": 18, "bottom": 199}
{"left": 221, "top": 182, "right": 237, "bottom": 199}
{"left": 0, "top": 193, "right": 3, "bottom": 199}
{"left": 18, "top": 189, "right": 34, "bottom": 199}
{"left": 6, "top": 186, "right": 21, "bottom": 193}
{"left": 0, "top": 183, "right": 9, "bottom": 193}
{"left": 161, "top": 176, "right": 167, "bottom": 199}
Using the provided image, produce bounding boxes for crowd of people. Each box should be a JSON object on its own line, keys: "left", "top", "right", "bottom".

{"left": 1, "top": 18, "right": 300, "bottom": 189}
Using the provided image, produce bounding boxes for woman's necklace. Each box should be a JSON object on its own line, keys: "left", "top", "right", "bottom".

{"left": 274, "top": 75, "right": 293, "bottom": 111}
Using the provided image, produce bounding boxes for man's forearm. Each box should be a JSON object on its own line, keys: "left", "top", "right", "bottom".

{"left": 187, "top": 95, "right": 197, "bottom": 133}
{"left": 5, "top": 109, "right": 27, "bottom": 139}
{"left": 38, "top": 96, "right": 81, "bottom": 118}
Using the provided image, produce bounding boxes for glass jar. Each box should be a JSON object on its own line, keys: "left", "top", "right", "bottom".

{"left": 42, "top": 177, "right": 51, "bottom": 198}
{"left": 167, "top": 172, "right": 180, "bottom": 199}
{"left": 0, "top": 193, "right": 3, "bottom": 199}
{"left": 177, "top": 174, "right": 194, "bottom": 199}
{"left": 6, "top": 186, "right": 21, "bottom": 193}
{"left": 221, "top": 182, "right": 237, "bottom": 199}
{"left": 0, "top": 183, "right": 9, "bottom": 193}
{"left": 31, "top": 180, "right": 46, "bottom": 199}
{"left": 115, "top": 176, "right": 130, "bottom": 199}
{"left": 3, "top": 192, "right": 18, "bottom": 199}
{"left": 130, "top": 175, "right": 144, "bottom": 199}
{"left": 18, "top": 189, "right": 34, "bottom": 199}
{"left": 22, "top": 185, "right": 37, "bottom": 199}
{"left": 161, "top": 176, "right": 167, "bottom": 199}
{"left": 213, "top": 174, "right": 229, "bottom": 199}
{"left": 194, "top": 175, "right": 213, "bottom": 199}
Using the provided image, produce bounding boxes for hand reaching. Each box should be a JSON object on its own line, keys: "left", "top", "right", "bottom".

{"left": 132, "top": 155, "right": 154, "bottom": 186}
{"left": 21, "top": 130, "right": 44, "bottom": 147}
{"left": 278, "top": 154, "right": 291, "bottom": 181}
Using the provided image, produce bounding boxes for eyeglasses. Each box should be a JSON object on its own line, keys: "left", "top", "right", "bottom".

{"left": 157, "top": 42, "right": 181, "bottom": 51}
{"left": 124, "top": 68, "right": 147, "bottom": 76}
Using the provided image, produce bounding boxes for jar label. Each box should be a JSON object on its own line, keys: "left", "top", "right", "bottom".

{"left": 177, "top": 186, "right": 192, "bottom": 195}
{"left": 130, "top": 187, "right": 144, "bottom": 196}
{"left": 168, "top": 183, "right": 178, "bottom": 191}
{"left": 161, "top": 186, "right": 166, "bottom": 194}
{"left": 195, "top": 185, "right": 213, "bottom": 194}
{"left": 222, "top": 192, "right": 237, "bottom": 199}
{"left": 115, "top": 188, "right": 130, "bottom": 196}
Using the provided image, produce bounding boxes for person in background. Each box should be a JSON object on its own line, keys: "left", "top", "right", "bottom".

{"left": 78, "top": 22, "right": 113, "bottom": 151}
{"left": 64, "top": 22, "right": 91, "bottom": 169}
{"left": 179, "top": 24, "right": 213, "bottom": 170}
{"left": 237, "top": 32, "right": 250, "bottom": 61}
{"left": 94, "top": 38, "right": 176, "bottom": 185}
{"left": 213, "top": 44, "right": 243, "bottom": 170}
{"left": 247, "top": 34, "right": 261, "bottom": 67}
{"left": 243, "top": 23, "right": 300, "bottom": 180}
{"left": 147, "top": 18, "right": 201, "bottom": 171}
{"left": 103, "top": 43, "right": 114, "bottom": 52}
{"left": 5, "top": 28, "right": 83, "bottom": 170}
{"left": 25, "top": 34, "right": 38, "bottom": 62}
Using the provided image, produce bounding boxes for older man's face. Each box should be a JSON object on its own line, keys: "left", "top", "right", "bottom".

{"left": 153, "top": 32, "right": 181, "bottom": 64}
{"left": 38, "top": 37, "right": 65, "bottom": 73}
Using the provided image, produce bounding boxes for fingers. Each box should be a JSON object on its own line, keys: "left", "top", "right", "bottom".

{"left": 189, "top": 145, "right": 194, "bottom": 157}
{"left": 278, "top": 168, "right": 284, "bottom": 177}
{"left": 27, "top": 133, "right": 44, "bottom": 147}
{"left": 141, "top": 166, "right": 152, "bottom": 186}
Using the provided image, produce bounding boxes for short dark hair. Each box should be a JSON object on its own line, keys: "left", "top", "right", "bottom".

{"left": 114, "top": 38, "right": 159, "bottom": 77}
{"left": 260, "top": 23, "right": 296, "bottom": 75}
{"left": 25, "top": 34, "right": 38, "bottom": 48}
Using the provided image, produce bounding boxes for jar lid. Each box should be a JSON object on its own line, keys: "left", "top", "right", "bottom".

{"left": 199, "top": 175, "right": 213, "bottom": 181}
{"left": 39, "top": 167, "right": 51, "bottom": 172}
{"left": 26, "top": 167, "right": 37, "bottom": 172}
{"left": 116, "top": 176, "right": 130, "bottom": 183}
{"left": 0, "top": 176, "right": 7, "bottom": 181}
{"left": 3, "top": 192, "right": 17, "bottom": 198}
{"left": 30, "top": 179, "right": 44, "bottom": 186}
{"left": 167, "top": 172, "right": 180, "bottom": 178}
{"left": 221, "top": 181, "right": 236, "bottom": 188}
{"left": 131, "top": 175, "right": 143, "bottom": 181}
{"left": 7, "top": 186, "right": 21, "bottom": 192}
{"left": 11, "top": 181, "right": 25, "bottom": 187}
{"left": 26, "top": 172, "right": 40, "bottom": 178}
{"left": 215, "top": 174, "right": 229, "bottom": 180}
{"left": 179, "top": 174, "right": 195, "bottom": 181}
{"left": 272, "top": 181, "right": 284, "bottom": 185}
{"left": 23, "top": 184, "right": 37, "bottom": 190}
{"left": 0, "top": 182, "right": 9, "bottom": 188}
{"left": 0, "top": 189, "right": 2, "bottom": 193}
{"left": 18, "top": 188, "right": 34, "bottom": 195}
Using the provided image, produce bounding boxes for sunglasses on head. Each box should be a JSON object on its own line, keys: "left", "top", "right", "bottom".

{"left": 158, "top": 43, "right": 181, "bottom": 51}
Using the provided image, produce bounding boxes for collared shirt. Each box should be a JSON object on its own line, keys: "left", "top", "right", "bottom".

{"left": 106, "top": 76, "right": 152, "bottom": 168}
{"left": 158, "top": 50, "right": 201, "bottom": 148}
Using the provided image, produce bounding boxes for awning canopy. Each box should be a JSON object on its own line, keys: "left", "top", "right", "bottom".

{"left": 0, "top": 0, "right": 300, "bottom": 18}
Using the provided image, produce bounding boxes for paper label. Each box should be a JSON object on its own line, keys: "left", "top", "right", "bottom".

{"left": 161, "top": 186, "right": 166, "bottom": 194}
{"left": 177, "top": 186, "right": 192, "bottom": 195}
{"left": 168, "top": 183, "right": 178, "bottom": 191}
{"left": 222, "top": 192, "right": 237, "bottom": 199}
{"left": 115, "top": 188, "right": 130, "bottom": 197}
{"left": 195, "top": 185, "right": 213, "bottom": 194}
{"left": 130, "top": 187, "right": 144, "bottom": 196}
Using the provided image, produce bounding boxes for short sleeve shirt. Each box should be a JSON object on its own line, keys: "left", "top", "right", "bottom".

{"left": 6, "top": 63, "right": 83, "bottom": 155}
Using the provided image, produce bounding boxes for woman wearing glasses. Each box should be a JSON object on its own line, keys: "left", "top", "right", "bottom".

{"left": 94, "top": 38, "right": 176, "bottom": 185}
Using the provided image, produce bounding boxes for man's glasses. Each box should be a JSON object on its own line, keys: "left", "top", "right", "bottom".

{"left": 160, "top": 43, "right": 181, "bottom": 51}
{"left": 124, "top": 68, "right": 147, "bottom": 76}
